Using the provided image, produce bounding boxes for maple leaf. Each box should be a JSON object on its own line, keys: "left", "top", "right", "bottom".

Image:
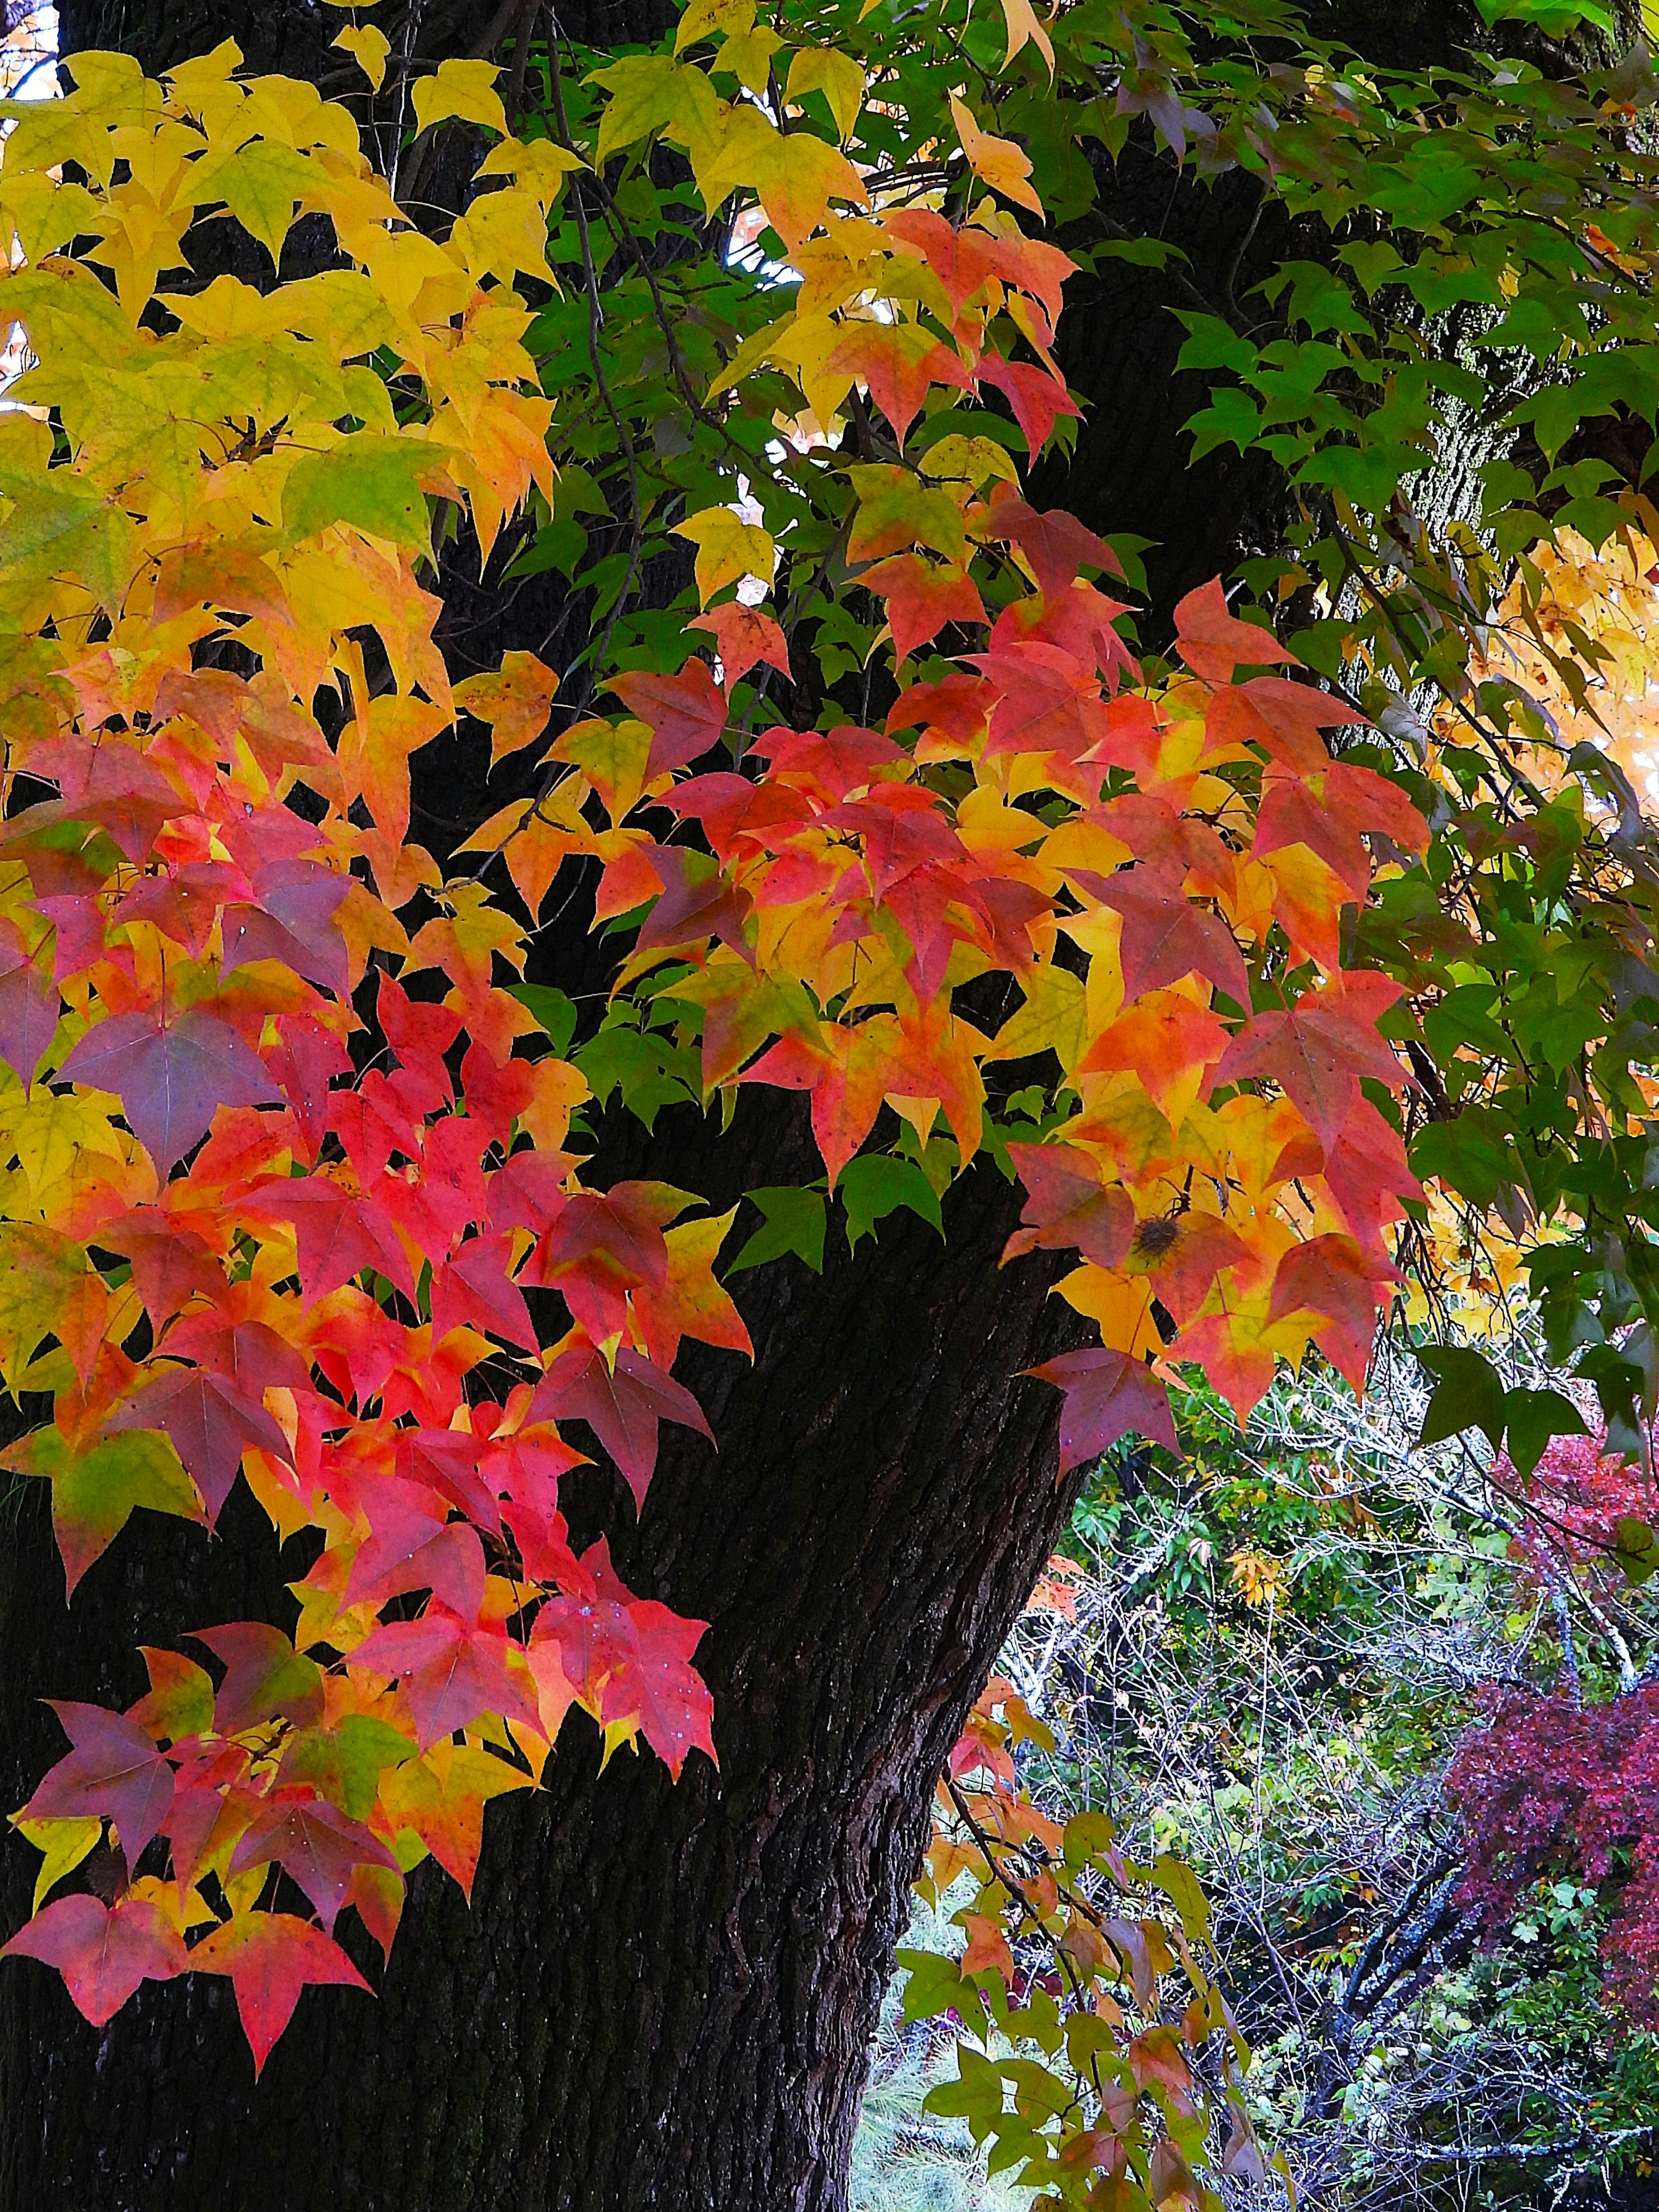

{"left": 1267, "top": 1233, "right": 1396, "bottom": 1393}
{"left": 240, "top": 1174, "right": 417, "bottom": 1302}
{"left": 1172, "top": 579, "right": 1298, "bottom": 683}
{"left": 454, "top": 650, "right": 558, "bottom": 768}
{"left": 632, "top": 846, "right": 754, "bottom": 968}
{"left": 950, "top": 94, "right": 1042, "bottom": 215}
{"left": 430, "top": 1231, "right": 536, "bottom": 1351}
{"left": 974, "top": 354, "right": 1081, "bottom": 455}
{"left": 23, "top": 1699, "right": 175, "bottom": 1863}
{"left": 0, "top": 1422, "right": 202, "bottom": 1599}
{"left": 375, "top": 1740, "right": 531, "bottom": 1898}
{"left": 1003, "top": 1142, "right": 1135, "bottom": 1269}
{"left": 345, "top": 1490, "right": 488, "bottom": 1620}
{"left": 105, "top": 1363, "right": 292, "bottom": 1526}
{"left": 1, "top": 1894, "right": 187, "bottom": 2029}
{"left": 605, "top": 1596, "right": 717, "bottom": 1779}
{"left": 1083, "top": 862, "right": 1250, "bottom": 1009}
{"left": 673, "top": 506, "right": 775, "bottom": 603}
{"left": 219, "top": 860, "right": 350, "bottom": 997}
{"left": 687, "top": 602, "right": 792, "bottom": 691}
{"left": 188, "top": 1912, "right": 370, "bottom": 2077}
{"left": 1213, "top": 972, "right": 1406, "bottom": 1149}
{"left": 830, "top": 322, "right": 971, "bottom": 447}
{"left": 350, "top": 1601, "right": 544, "bottom": 1750}
{"left": 262, "top": 1013, "right": 352, "bottom": 1162}
{"left": 982, "top": 495, "right": 1119, "bottom": 597}
{"left": 862, "top": 555, "right": 987, "bottom": 665}
{"left": 1080, "top": 990, "right": 1233, "bottom": 1122}
{"left": 227, "top": 1791, "right": 400, "bottom": 1933}
{"left": 1024, "top": 1347, "right": 1177, "bottom": 1473}
{"left": 606, "top": 661, "right": 727, "bottom": 779}
{"left": 0, "top": 932, "right": 59, "bottom": 1089}
{"left": 59, "top": 1008, "right": 280, "bottom": 1171}
{"left": 531, "top": 1339, "right": 713, "bottom": 1509}
{"left": 1253, "top": 762, "right": 1428, "bottom": 898}
{"left": 191, "top": 1622, "right": 324, "bottom": 1736}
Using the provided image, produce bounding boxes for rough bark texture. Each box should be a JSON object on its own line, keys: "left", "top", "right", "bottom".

{"left": 0, "top": 1096, "right": 1086, "bottom": 2210}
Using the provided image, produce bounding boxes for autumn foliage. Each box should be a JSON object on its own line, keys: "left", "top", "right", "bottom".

{"left": 0, "top": 29, "right": 1426, "bottom": 2094}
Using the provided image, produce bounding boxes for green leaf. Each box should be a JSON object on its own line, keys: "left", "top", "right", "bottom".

{"left": 1415, "top": 1345, "right": 1506, "bottom": 1455}
{"left": 283, "top": 432, "right": 439, "bottom": 550}
{"left": 1150, "top": 1853, "right": 1211, "bottom": 1945}
{"left": 1501, "top": 1387, "right": 1588, "bottom": 1479}
{"left": 1615, "top": 1516, "right": 1659, "bottom": 1586}
{"left": 511, "top": 983, "right": 578, "bottom": 1057}
{"left": 0, "top": 1423, "right": 203, "bottom": 1600}
{"left": 838, "top": 1154, "right": 943, "bottom": 1253}
{"left": 896, "top": 1947, "right": 971, "bottom": 2022}
{"left": 283, "top": 1716, "right": 418, "bottom": 1821}
{"left": 729, "top": 1186, "right": 826, "bottom": 1274}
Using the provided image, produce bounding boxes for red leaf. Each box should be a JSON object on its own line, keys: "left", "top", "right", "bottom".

{"left": 220, "top": 861, "right": 350, "bottom": 996}
{"left": 1083, "top": 862, "right": 1250, "bottom": 1009}
{"left": 1003, "top": 1142, "right": 1135, "bottom": 1270}
{"left": 1267, "top": 1232, "right": 1397, "bottom": 1393}
{"left": 530, "top": 1340, "right": 713, "bottom": 1509}
{"left": 0, "top": 936, "right": 59, "bottom": 1087}
{"left": 688, "top": 603, "right": 792, "bottom": 691}
{"left": 430, "top": 1231, "right": 536, "bottom": 1352}
{"left": 191, "top": 1622, "right": 324, "bottom": 1736}
{"left": 188, "top": 1912, "right": 370, "bottom": 2076}
{"left": 105, "top": 1365, "right": 292, "bottom": 1527}
{"left": 1214, "top": 971, "right": 1406, "bottom": 1149}
{"left": 632, "top": 847, "right": 754, "bottom": 968}
{"left": 345, "top": 1493, "right": 487, "bottom": 1621}
{"left": 262, "top": 1013, "right": 351, "bottom": 1161}
{"left": 240, "top": 1174, "right": 417, "bottom": 1301}
{"left": 982, "top": 495, "right": 1120, "bottom": 596}
{"left": 606, "top": 661, "right": 727, "bottom": 779}
{"left": 1172, "top": 580, "right": 1299, "bottom": 683}
{"left": 59, "top": 1008, "right": 281, "bottom": 1171}
{"left": 23, "top": 1700, "right": 175, "bottom": 1863}
{"left": 350, "top": 1602, "right": 544, "bottom": 1749}
{"left": 227, "top": 1793, "right": 399, "bottom": 1933}
{"left": 2, "top": 1894, "right": 187, "bottom": 2028}
{"left": 862, "top": 555, "right": 986, "bottom": 665}
{"left": 974, "top": 354, "right": 1081, "bottom": 454}
{"left": 1025, "top": 1347, "right": 1177, "bottom": 1473}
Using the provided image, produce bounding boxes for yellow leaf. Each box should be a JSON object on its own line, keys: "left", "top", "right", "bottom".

{"left": 697, "top": 103, "right": 868, "bottom": 256}
{"left": 588, "top": 55, "right": 721, "bottom": 168}
{"left": 673, "top": 506, "right": 776, "bottom": 606}
{"left": 475, "top": 137, "right": 588, "bottom": 194}
{"left": 785, "top": 49, "right": 865, "bottom": 141}
{"left": 720, "top": 27, "right": 785, "bottom": 95}
{"left": 333, "top": 25, "right": 391, "bottom": 92}
{"left": 950, "top": 93, "right": 1043, "bottom": 216}
{"left": 11, "top": 1816, "right": 102, "bottom": 1914}
{"left": 985, "top": 963, "right": 1087, "bottom": 1073}
{"left": 676, "top": 0, "right": 757, "bottom": 51}
{"left": 998, "top": 0, "right": 1055, "bottom": 76}
{"left": 455, "top": 651, "right": 559, "bottom": 769}
{"left": 411, "top": 58, "right": 508, "bottom": 140}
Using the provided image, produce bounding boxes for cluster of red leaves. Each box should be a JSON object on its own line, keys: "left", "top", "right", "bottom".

{"left": 1500, "top": 1422, "right": 1659, "bottom": 1574}
{"left": 1448, "top": 1681, "right": 1659, "bottom": 2023}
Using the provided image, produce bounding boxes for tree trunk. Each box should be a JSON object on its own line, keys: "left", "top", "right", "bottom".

{"left": 0, "top": 1095, "right": 1086, "bottom": 2211}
